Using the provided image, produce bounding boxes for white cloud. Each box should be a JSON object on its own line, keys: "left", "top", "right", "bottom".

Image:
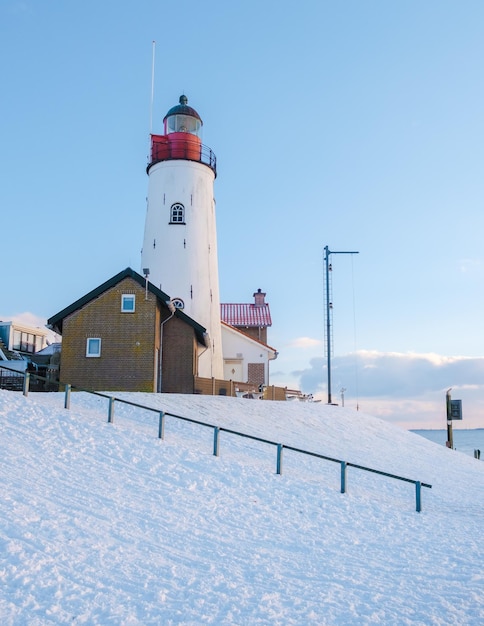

{"left": 458, "top": 258, "right": 483, "bottom": 273}
{"left": 1, "top": 311, "right": 47, "bottom": 328}
{"left": 292, "top": 349, "right": 484, "bottom": 429}
{"left": 0, "top": 312, "right": 58, "bottom": 343}
{"left": 287, "top": 337, "right": 322, "bottom": 349}
{"left": 356, "top": 349, "right": 473, "bottom": 367}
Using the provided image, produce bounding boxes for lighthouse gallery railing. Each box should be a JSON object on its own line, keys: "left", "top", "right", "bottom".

{"left": 147, "top": 140, "right": 217, "bottom": 177}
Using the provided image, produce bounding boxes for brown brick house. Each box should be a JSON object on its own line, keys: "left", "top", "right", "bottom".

{"left": 47, "top": 268, "right": 209, "bottom": 393}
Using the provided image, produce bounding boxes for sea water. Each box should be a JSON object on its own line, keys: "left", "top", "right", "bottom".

{"left": 412, "top": 429, "right": 484, "bottom": 458}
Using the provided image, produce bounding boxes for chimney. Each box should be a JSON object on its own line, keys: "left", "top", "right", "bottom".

{"left": 253, "top": 288, "right": 266, "bottom": 307}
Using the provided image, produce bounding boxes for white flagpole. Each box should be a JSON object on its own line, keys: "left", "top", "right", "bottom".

{"left": 150, "top": 40, "right": 156, "bottom": 134}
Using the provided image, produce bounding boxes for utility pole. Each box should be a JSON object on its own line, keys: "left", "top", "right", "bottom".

{"left": 324, "top": 246, "right": 359, "bottom": 404}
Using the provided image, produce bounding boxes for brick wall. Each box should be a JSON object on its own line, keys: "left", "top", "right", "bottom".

{"left": 60, "top": 278, "right": 158, "bottom": 391}
{"left": 247, "top": 362, "right": 265, "bottom": 386}
{"left": 236, "top": 326, "right": 268, "bottom": 344}
{"left": 161, "top": 316, "right": 197, "bottom": 393}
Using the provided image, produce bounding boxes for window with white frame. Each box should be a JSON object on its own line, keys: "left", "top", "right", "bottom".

{"left": 170, "top": 203, "right": 185, "bottom": 223}
{"left": 86, "top": 338, "right": 101, "bottom": 357}
{"left": 121, "top": 294, "right": 136, "bottom": 312}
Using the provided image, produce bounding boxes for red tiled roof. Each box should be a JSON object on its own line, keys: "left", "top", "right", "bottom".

{"left": 220, "top": 303, "right": 272, "bottom": 327}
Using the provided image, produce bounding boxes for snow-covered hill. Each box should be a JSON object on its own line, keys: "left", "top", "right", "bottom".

{"left": 0, "top": 389, "right": 483, "bottom": 625}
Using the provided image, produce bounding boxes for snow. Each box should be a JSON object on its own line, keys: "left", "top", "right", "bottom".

{"left": 0, "top": 390, "right": 483, "bottom": 625}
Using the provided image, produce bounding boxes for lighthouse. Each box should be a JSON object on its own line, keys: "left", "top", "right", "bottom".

{"left": 141, "top": 95, "right": 223, "bottom": 379}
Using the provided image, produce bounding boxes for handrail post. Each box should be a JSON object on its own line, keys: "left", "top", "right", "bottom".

{"left": 415, "top": 481, "right": 422, "bottom": 513}
{"left": 108, "top": 397, "right": 115, "bottom": 423}
{"left": 27, "top": 376, "right": 432, "bottom": 515}
{"left": 340, "top": 461, "right": 347, "bottom": 493}
{"left": 213, "top": 426, "right": 220, "bottom": 456}
{"left": 64, "top": 384, "right": 71, "bottom": 409}
{"left": 276, "top": 443, "right": 284, "bottom": 474}
{"left": 23, "top": 372, "right": 30, "bottom": 397}
{"left": 158, "top": 411, "right": 165, "bottom": 439}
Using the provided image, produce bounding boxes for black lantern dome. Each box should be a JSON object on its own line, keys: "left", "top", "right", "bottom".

{"left": 163, "top": 95, "right": 202, "bottom": 136}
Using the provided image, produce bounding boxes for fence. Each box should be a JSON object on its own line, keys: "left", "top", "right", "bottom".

{"left": 0, "top": 365, "right": 58, "bottom": 392}
{"left": 194, "top": 376, "right": 287, "bottom": 400}
{"left": 1, "top": 364, "right": 432, "bottom": 512}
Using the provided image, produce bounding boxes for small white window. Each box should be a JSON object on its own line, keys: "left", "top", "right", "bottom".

{"left": 86, "top": 338, "right": 101, "bottom": 357}
{"left": 121, "top": 294, "right": 136, "bottom": 312}
{"left": 172, "top": 298, "right": 184, "bottom": 310}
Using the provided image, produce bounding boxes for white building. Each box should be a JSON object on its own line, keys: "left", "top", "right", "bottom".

{"left": 141, "top": 95, "right": 223, "bottom": 379}
{"left": 140, "top": 96, "right": 278, "bottom": 389}
{"left": 0, "top": 321, "right": 49, "bottom": 372}
{"left": 221, "top": 322, "right": 277, "bottom": 388}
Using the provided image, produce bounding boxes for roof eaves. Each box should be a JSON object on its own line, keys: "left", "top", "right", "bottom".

{"left": 220, "top": 321, "right": 278, "bottom": 353}
{"left": 175, "top": 309, "right": 208, "bottom": 346}
{"left": 48, "top": 267, "right": 136, "bottom": 333}
{"left": 47, "top": 267, "right": 204, "bottom": 337}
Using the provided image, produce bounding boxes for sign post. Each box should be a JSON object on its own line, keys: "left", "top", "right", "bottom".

{"left": 446, "top": 389, "right": 453, "bottom": 449}
{"left": 446, "top": 389, "right": 462, "bottom": 449}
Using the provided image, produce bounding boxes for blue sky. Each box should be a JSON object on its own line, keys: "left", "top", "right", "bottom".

{"left": 2, "top": 0, "right": 484, "bottom": 427}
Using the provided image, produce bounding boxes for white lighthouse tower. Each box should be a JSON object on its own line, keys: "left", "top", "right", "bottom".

{"left": 141, "top": 95, "right": 223, "bottom": 379}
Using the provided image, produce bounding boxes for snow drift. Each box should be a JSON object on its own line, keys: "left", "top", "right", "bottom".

{"left": 0, "top": 390, "right": 483, "bottom": 625}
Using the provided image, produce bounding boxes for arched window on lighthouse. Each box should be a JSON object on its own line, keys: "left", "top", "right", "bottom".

{"left": 170, "top": 203, "right": 185, "bottom": 224}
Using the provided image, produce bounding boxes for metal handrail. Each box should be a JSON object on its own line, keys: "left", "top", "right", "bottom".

{"left": 0, "top": 363, "right": 432, "bottom": 512}
{"left": 147, "top": 141, "right": 217, "bottom": 176}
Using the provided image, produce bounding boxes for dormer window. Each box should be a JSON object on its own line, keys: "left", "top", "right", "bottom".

{"left": 170, "top": 203, "right": 185, "bottom": 224}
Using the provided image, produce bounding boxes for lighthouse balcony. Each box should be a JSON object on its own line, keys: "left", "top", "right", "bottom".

{"left": 147, "top": 134, "right": 217, "bottom": 177}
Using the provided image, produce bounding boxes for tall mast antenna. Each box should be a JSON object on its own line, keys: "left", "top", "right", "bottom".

{"left": 324, "top": 245, "right": 359, "bottom": 404}
{"left": 150, "top": 41, "right": 156, "bottom": 134}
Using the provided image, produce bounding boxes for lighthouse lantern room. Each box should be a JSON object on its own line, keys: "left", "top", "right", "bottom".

{"left": 164, "top": 95, "right": 202, "bottom": 135}
{"left": 141, "top": 95, "right": 223, "bottom": 380}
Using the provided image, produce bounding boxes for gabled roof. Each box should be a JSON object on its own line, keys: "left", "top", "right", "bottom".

{"left": 220, "top": 303, "right": 272, "bottom": 327}
{"left": 47, "top": 267, "right": 209, "bottom": 347}
{"left": 221, "top": 321, "right": 278, "bottom": 358}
